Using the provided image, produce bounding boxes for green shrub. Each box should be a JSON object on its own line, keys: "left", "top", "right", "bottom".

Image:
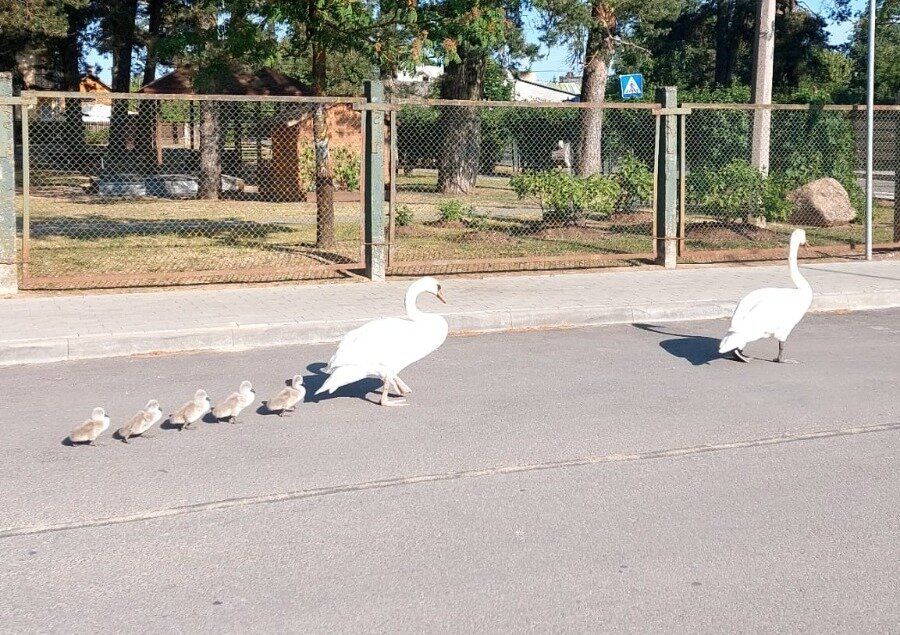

{"left": 437, "top": 199, "right": 475, "bottom": 222}
{"left": 298, "top": 143, "right": 360, "bottom": 191}
{"left": 331, "top": 146, "right": 360, "bottom": 191}
{"left": 511, "top": 169, "right": 620, "bottom": 225}
{"left": 84, "top": 127, "right": 109, "bottom": 146}
{"left": 688, "top": 159, "right": 765, "bottom": 219}
{"left": 395, "top": 205, "right": 414, "bottom": 227}
{"left": 761, "top": 175, "right": 795, "bottom": 222}
{"left": 769, "top": 108, "right": 863, "bottom": 213}
{"left": 612, "top": 152, "right": 653, "bottom": 213}
{"left": 436, "top": 199, "right": 489, "bottom": 228}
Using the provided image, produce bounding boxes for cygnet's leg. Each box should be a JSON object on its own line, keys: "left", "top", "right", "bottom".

{"left": 775, "top": 340, "right": 799, "bottom": 364}
{"left": 394, "top": 376, "right": 412, "bottom": 396}
{"left": 732, "top": 348, "right": 750, "bottom": 363}
{"left": 379, "top": 377, "right": 408, "bottom": 407}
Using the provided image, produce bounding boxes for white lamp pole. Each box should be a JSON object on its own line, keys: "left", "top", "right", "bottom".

{"left": 865, "top": 0, "right": 876, "bottom": 260}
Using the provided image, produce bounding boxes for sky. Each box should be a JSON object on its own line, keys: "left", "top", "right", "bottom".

{"left": 84, "top": 0, "right": 869, "bottom": 85}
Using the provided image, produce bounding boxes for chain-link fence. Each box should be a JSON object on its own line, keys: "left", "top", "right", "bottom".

{"left": 8, "top": 90, "right": 898, "bottom": 289}
{"left": 681, "top": 103, "right": 900, "bottom": 262}
{"left": 386, "top": 100, "right": 660, "bottom": 275}
{"left": 16, "top": 92, "right": 365, "bottom": 289}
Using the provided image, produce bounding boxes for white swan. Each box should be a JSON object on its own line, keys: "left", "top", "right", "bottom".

{"left": 719, "top": 228, "right": 813, "bottom": 363}
{"left": 316, "top": 277, "right": 449, "bottom": 405}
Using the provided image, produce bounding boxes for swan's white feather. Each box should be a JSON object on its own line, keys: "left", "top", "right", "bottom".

{"left": 719, "top": 288, "right": 810, "bottom": 352}
{"left": 719, "top": 229, "right": 813, "bottom": 354}
{"left": 317, "top": 278, "right": 448, "bottom": 395}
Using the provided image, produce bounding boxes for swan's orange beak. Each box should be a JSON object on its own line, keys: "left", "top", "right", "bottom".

{"left": 436, "top": 289, "right": 446, "bottom": 304}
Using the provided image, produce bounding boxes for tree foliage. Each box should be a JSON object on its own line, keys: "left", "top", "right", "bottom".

{"left": 847, "top": 0, "right": 900, "bottom": 102}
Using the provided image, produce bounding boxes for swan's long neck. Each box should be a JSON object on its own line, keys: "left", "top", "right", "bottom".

{"left": 405, "top": 284, "right": 426, "bottom": 320}
{"left": 788, "top": 237, "right": 811, "bottom": 293}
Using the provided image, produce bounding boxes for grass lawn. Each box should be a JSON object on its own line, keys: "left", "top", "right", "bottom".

{"left": 15, "top": 168, "right": 898, "bottom": 287}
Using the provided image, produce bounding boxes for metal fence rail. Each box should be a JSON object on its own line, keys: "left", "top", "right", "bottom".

{"left": 386, "top": 99, "right": 660, "bottom": 275}
{"left": 16, "top": 91, "right": 365, "bottom": 289}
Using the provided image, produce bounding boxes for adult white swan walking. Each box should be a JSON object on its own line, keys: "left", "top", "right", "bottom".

{"left": 316, "top": 277, "right": 448, "bottom": 405}
{"left": 719, "top": 228, "right": 813, "bottom": 363}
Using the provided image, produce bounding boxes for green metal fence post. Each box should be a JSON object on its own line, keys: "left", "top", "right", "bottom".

{"left": 894, "top": 91, "right": 899, "bottom": 244}
{"left": 363, "top": 80, "right": 386, "bottom": 281}
{"left": 0, "top": 73, "right": 17, "bottom": 293}
{"left": 655, "top": 86, "right": 679, "bottom": 269}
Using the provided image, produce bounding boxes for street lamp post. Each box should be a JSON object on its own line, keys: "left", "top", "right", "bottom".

{"left": 865, "top": 0, "right": 876, "bottom": 260}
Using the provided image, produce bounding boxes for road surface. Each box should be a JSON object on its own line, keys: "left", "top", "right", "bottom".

{"left": 1, "top": 310, "right": 898, "bottom": 631}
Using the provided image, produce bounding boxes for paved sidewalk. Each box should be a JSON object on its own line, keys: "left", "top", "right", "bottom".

{"left": 1, "top": 260, "right": 898, "bottom": 366}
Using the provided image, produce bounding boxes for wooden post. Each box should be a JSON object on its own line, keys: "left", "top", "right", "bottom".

{"left": 363, "top": 80, "right": 386, "bottom": 281}
{"left": 0, "top": 73, "right": 17, "bottom": 293}
{"left": 750, "top": 0, "right": 775, "bottom": 177}
{"left": 655, "top": 87, "right": 679, "bottom": 269}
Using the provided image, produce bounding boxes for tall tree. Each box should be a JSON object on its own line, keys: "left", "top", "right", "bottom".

{"left": 159, "top": 0, "right": 275, "bottom": 199}
{"left": 422, "top": 0, "right": 532, "bottom": 193}
{"left": 0, "top": 0, "right": 76, "bottom": 84}
{"left": 629, "top": 0, "right": 837, "bottom": 96}
{"left": 141, "top": 0, "right": 166, "bottom": 85}
{"left": 96, "top": 0, "right": 141, "bottom": 160}
{"left": 269, "top": 0, "right": 419, "bottom": 248}
{"left": 535, "top": 0, "right": 680, "bottom": 175}
{"left": 847, "top": 0, "right": 900, "bottom": 102}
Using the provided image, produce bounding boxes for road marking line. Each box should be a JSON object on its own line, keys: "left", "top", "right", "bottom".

{"left": 2, "top": 422, "right": 897, "bottom": 539}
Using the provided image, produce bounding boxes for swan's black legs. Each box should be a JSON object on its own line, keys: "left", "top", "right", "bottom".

{"left": 775, "top": 340, "right": 799, "bottom": 364}
{"left": 732, "top": 348, "right": 750, "bottom": 362}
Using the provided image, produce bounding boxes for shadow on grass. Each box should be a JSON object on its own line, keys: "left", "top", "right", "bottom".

{"left": 22, "top": 215, "right": 292, "bottom": 240}
{"left": 21, "top": 215, "right": 361, "bottom": 266}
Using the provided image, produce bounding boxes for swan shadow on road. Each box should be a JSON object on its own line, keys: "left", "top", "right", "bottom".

{"left": 633, "top": 323, "right": 724, "bottom": 366}
{"left": 302, "top": 362, "right": 383, "bottom": 404}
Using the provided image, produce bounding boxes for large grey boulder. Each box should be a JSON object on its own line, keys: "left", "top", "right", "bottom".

{"left": 788, "top": 177, "right": 856, "bottom": 227}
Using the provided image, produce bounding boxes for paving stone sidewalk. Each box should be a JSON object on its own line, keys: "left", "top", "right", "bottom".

{"left": 1, "top": 260, "right": 898, "bottom": 366}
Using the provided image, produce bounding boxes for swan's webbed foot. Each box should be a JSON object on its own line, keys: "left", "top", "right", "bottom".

{"left": 379, "top": 379, "right": 409, "bottom": 407}
{"left": 395, "top": 377, "right": 412, "bottom": 396}
{"left": 732, "top": 348, "right": 750, "bottom": 363}
{"left": 775, "top": 341, "right": 799, "bottom": 364}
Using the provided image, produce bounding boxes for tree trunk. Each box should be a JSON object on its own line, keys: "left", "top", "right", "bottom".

{"left": 576, "top": 0, "right": 615, "bottom": 177}
{"left": 108, "top": 0, "right": 139, "bottom": 167}
{"left": 198, "top": 101, "right": 221, "bottom": 200}
{"left": 436, "top": 51, "right": 484, "bottom": 194}
{"left": 137, "top": 0, "right": 164, "bottom": 172}
{"left": 312, "top": 42, "right": 335, "bottom": 249}
{"left": 714, "top": 0, "right": 735, "bottom": 87}
{"left": 142, "top": 0, "right": 164, "bottom": 86}
{"left": 61, "top": 6, "right": 87, "bottom": 158}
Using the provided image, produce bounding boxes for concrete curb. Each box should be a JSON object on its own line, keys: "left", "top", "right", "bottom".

{"left": 1, "top": 290, "right": 897, "bottom": 368}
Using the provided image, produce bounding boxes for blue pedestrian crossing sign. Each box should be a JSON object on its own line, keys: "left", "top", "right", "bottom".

{"left": 619, "top": 73, "right": 644, "bottom": 99}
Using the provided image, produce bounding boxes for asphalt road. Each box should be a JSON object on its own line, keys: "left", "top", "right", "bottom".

{"left": 1, "top": 310, "right": 898, "bottom": 631}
